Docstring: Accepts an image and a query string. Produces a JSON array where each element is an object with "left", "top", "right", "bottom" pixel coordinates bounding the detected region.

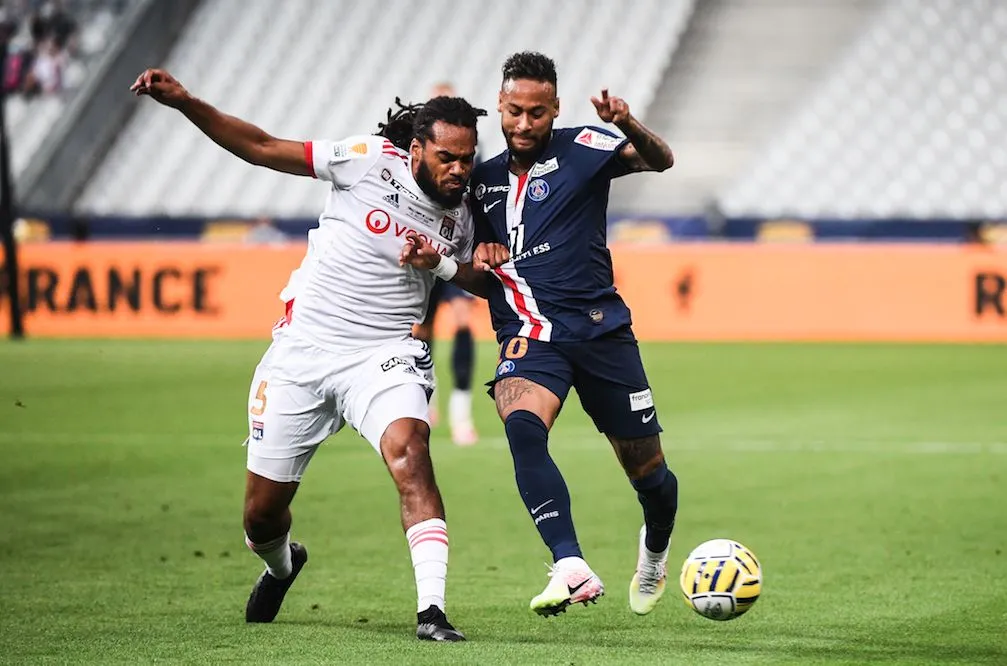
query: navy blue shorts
[
  {"left": 423, "top": 279, "right": 474, "bottom": 325},
  {"left": 488, "top": 325, "right": 661, "bottom": 439}
]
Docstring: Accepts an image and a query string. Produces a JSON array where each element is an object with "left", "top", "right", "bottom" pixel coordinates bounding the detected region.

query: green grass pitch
[{"left": 1, "top": 339, "right": 1005, "bottom": 664}]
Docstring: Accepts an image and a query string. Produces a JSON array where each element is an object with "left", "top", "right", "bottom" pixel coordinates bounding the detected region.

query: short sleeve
[
  {"left": 570, "top": 126, "right": 630, "bottom": 179},
  {"left": 305, "top": 135, "right": 380, "bottom": 188}
]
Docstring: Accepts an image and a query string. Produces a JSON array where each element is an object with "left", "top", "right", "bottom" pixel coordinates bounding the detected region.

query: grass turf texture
[{"left": 1, "top": 340, "right": 1005, "bottom": 665}]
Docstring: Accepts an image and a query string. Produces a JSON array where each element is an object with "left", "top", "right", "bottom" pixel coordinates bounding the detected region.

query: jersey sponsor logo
[
  {"left": 380, "top": 356, "right": 411, "bottom": 372},
  {"left": 574, "top": 128, "right": 622, "bottom": 151},
  {"left": 406, "top": 206, "right": 435, "bottom": 225},
  {"left": 382, "top": 192, "right": 400, "bottom": 208},
  {"left": 527, "top": 178, "right": 550, "bottom": 202},
  {"left": 370, "top": 217, "right": 453, "bottom": 256},
  {"left": 511, "top": 241, "right": 551, "bottom": 264},
  {"left": 496, "top": 359, "right": 516, "bottom": 376},
  {"left": 381, "top": 168, "right": 421, "bottom": 200},
  {"left": 642, "top": 410, "right": 656, "bottom": 424},
  {"left": 251, "top": 420, "right": 264, "bottom": 440},
  {"left": 366, "top": 209, "right": 392, "bottom": 234},
  {"left": 474, "top": 183, "right": 510, "bottom": 200},
  {"left": 529, "top": 157, "right": 559, "bottom": 178},
  {"left": 350, "top": 142, "right": 368, "bottom": 155},
  {"left": 439, "top": 215, "right": 456, "bottom": 241},
  {"left": 629, "top": 388, "right": 654, "bottom": 412}
]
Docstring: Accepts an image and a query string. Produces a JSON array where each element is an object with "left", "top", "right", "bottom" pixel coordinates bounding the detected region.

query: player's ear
[
  {"left": 497, "top": 90, "right": 504, "bottom": 113},
  {"left": 554, "top": 97, "right": 560, "bottom": 118},
  {"left": 409, "top": 137, "right": 422, "bottom": 161}
]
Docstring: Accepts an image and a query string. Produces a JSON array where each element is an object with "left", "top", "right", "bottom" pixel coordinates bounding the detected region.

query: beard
[
  {"left": 415, "top": 159, "right": 464, "bottom": 208},
  {"left": 506, "top": 131, "right": 547, "bottom": 164}
]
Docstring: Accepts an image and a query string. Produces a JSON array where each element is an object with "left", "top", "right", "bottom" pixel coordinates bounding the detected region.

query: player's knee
[
  {"left": 383, "top": 424, "right": 434, "bottom": 484},
  {"left": 615, "top": 434, "right": 666, "bottom": 479},
  {"left": 243, "top": 495, "right": 284, "bottom": 535}
]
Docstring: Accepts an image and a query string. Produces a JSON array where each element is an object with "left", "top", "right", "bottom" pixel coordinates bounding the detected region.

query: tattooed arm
[
  {"left": 615, "top": 115, "right": 675, "bottom": 174},
  {"left": 590, "top": 88, "right": 674, "bottom": 174}
]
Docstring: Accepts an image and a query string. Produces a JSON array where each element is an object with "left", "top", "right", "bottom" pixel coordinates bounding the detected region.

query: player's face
[
  {"left": 411, "top": 121, "right": 477, "bottom": 208},
  {"left": 499, "top": 78, "right": 559, "bottom": 161}
]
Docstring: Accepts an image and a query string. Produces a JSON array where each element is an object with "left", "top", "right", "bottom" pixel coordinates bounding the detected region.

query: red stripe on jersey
[
  {"left": 303, "top": 142, "right": 315, "bottom": 178},
  {"left": 272, "top": 299, "right": 295, "bottom": 330},
  {"left": 514, "top": 172, "right": 529, "bottom": 205},
  {"left": 494, "top": 267, "right": 544, "bottom": 340}
]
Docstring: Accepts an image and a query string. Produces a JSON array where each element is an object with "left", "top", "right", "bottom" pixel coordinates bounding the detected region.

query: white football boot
[
  {"left": 530, "top": 556, "right": 604, "bottom": 616},
  {"left": 629, "top": 525, "right": 669, "bottom": 615}
]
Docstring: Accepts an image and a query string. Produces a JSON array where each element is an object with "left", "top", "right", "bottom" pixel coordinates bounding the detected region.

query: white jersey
[{"left": 277, "top": 135, "right": 474, "bottom": 351}]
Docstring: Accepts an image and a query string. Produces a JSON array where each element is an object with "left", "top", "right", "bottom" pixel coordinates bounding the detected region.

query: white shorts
[{"left": 244, "top": 332, "right": 434, "bottom": 483}]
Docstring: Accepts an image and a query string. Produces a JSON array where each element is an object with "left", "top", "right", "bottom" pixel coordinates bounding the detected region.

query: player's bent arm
[
  {"left": 177, "top": 96, "right": 312, "bottom": 177},
  {"left": 430, "top": 256, "right": 492, "bottom": 299},
  {"left": 615, "top": 115, "right": 675, "bottom": 174},
  {"left": 449, "top": 264, "right": 493, "bottom": 299}
]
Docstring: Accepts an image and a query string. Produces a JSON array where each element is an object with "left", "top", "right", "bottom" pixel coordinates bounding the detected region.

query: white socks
[
  {"left": 406, "top": 518, "right": 449, "bottom": 612},
  {"left": 246, "top": 532, "right": 292, "bottom": 579},
  {"left": 448, "top": 389, "right": 472, "bottom": 425}
]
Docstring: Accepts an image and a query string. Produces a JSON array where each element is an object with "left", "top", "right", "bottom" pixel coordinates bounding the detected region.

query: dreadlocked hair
[
  {"left": 377, "top": 96, "right": 487, "bottom": 151},
  {"left": 376, "top": 97, "right": 424, "bottom": 151}
]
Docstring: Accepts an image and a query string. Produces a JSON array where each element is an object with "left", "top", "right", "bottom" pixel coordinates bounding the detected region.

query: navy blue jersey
[{"left": 471, "top": 126, "right": 633, "bottom": 343}]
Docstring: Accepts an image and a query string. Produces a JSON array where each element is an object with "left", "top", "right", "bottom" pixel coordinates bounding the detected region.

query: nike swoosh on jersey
[
  {"left": 642, "top": 411, "right": 656, "bottom": 423},
  {"left": 483, "top": 200, "right": 501, "bottom": 213}
]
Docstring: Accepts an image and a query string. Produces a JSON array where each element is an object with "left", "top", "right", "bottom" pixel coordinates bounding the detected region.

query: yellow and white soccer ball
[{"left": 679, "top": 538, "right": 762, "bottom": 621}]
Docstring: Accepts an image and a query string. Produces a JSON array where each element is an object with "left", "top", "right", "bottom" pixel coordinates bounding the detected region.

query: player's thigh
[
  {"left": 488, "top": 335, "right": 572, "bottom": 427},
  {"left": 341, "top": 340, "right": 435, "bottom": 455},
  {"left": 571, "top": 328, "right": 662, "bottom": 440},
  {"left": 245, "top": 358, "right": 341, "bottom": 484},
  {"left": 359, "top": 384, "right": 432, "bottom": 462}
]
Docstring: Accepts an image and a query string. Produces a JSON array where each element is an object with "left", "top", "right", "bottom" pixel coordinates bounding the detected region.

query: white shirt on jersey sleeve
[{"left": 306, "top": 135, "right": 382, "bottom": 188}]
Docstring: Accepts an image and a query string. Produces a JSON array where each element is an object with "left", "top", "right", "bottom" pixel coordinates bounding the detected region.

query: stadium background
[{"left": 1, "top": 1, "right": 1005, "bottom": 664}]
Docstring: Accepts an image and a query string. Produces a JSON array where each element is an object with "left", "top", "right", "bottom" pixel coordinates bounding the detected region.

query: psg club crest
[
  {"left": 439, "top": 215, "right": 456, "bottom": 241},
  {"left": 528, "top": 178, "right": 550, "bottom": 202}
]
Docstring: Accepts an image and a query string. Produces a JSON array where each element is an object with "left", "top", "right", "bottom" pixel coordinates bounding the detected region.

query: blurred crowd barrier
[{"left": 2, "top": 242, "right": 1005, "bottom": 342}]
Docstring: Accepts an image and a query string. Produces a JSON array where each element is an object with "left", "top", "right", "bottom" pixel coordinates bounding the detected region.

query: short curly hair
[{"left": 501, "top": 51, "right": 557, "bottom": 88}]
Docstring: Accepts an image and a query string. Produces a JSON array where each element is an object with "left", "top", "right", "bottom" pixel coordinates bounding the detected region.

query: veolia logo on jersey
[{"left": 366, "top": 209, "right": 392, "bottom": 234}]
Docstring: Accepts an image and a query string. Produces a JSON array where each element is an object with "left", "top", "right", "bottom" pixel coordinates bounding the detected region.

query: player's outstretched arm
[
  {"left": 130, "top": 68, "right": 312, "bottom": 177},
  {"left": 590, "top": 89, "right": 674, "bottom": 174},
  {"left": 399, "top": 233, "right": 509, "bottom": 299}
]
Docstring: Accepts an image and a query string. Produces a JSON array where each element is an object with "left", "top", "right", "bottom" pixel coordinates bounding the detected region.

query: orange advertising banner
[{"left": 1, "top": 242, "right": 1005, "bottom": 341}]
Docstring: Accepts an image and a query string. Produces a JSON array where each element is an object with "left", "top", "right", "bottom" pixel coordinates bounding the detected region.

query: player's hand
[
  {"left": 129, "top": 68, "right": 190, "bottom": 108},
  {"left": 399, "top": 232, "right": 442, "bottom": 271},
  {"left": 590, "top": 89, "right": 632, "bottom": 126},
  {"left": 473, "top": 242, "right": 509, "bottom": 271}
]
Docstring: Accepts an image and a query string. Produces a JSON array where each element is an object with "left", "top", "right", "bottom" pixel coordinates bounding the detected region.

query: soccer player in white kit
[{"left": 130, "top": 69, "right": 509, "bottom": 641}]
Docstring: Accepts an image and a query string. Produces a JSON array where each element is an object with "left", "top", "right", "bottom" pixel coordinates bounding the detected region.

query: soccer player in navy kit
[{"left": 471, "top": 52, "right": 679, "bottom": 617}]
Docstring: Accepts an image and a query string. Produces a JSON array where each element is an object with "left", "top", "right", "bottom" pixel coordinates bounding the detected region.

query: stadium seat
[
  {"left": 4, "top": 1, "right": 138, "bottom": 181},
  {"left": 720, "top": 0, "right": 1007, "bottom": 219},
  {"left": 77, "top": 0, "right": 693, "bottom": 217}
]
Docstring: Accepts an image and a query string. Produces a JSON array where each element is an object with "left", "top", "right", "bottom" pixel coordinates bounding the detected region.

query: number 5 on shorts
[{"left": 250, "top": 380, "right": 268, "bottom": 416}]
